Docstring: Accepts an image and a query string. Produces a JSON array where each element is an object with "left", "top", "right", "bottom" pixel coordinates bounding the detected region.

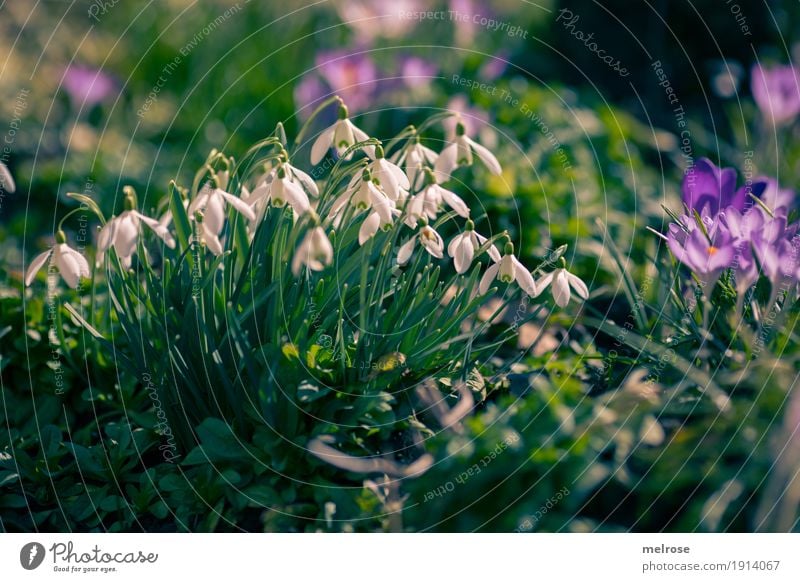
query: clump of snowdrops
[{"left": 24, "top": 97, "right": 588, "bottom": 483}]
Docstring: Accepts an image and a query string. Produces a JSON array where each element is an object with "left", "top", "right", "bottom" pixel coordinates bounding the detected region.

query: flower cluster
[
  {"left": 24, "top": 98, "right": 588, "bottom": 309},
  {"left": 665, "top": 157, "right": 798, "bottom": 309}
]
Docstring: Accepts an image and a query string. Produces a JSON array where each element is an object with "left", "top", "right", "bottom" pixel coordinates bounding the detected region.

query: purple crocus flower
[
  {"left": 751, "top": 64, "right": 800, "bottom": 126},
  {"left": 315, "top": 50, "right": 378, "bottom": 113},
  {"left": 682, "top": 158, "right": 768, "bottom": 216},
  {"left": 667, "top": 221, "right": 735, "bottom": 290},
  {"left": 63, "top": 65, "right": 116, "bottom": 107},
  {"left": 759, "top": 179, "right": 795, "bottom": 217}
]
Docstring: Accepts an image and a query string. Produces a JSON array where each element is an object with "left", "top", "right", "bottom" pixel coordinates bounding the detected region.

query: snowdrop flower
[
  {"left": 367, "top": 145, "right": 409, "bottom": 203},
  {"left": 292, "top": 223, "right": 333, "bottom": 276},
  {"left": 358, "top": 207, "right": 399, "bottom": 245},
  {"left": 479, "top": 241, "right": 537, "bottom": 297},
  {"left": 535, "top": 262, "right": 590, "bottom": 307},
  {"left": 189, "top": 184, "right": 256, "bottom": 255},
  {"left": 310, "top": 102, "right": 374, "bottom": 164},
  {"left": 390, "top": 135, "right": 438, "bottom": 191},
  {"left": 249, "top": 164, "right": 312, "bottom": 216},
  {"left": 331, "top": 169, "right": 396, "bottom": 224},
  {"left": 25, "top": 230, "right": 90, "bottom": 289},
  {"left": 434, "top": 120, "right": 501, "bottom": 182},
  {"left": 404, "top": 169, "right": 471, "bottom": 228},
  {"left": 266, "top": 152, "right": 319, "bottom": 198},
  {"left": 447, "top": 220, "right": 502, "bottom": 274},
  {"left": 97, "top": 191, "right": 175, "bottom": 268},
  {"left": 422, "top": 168, "right": 470, "bottom": 218},
  {"left": 397, "top": 220, "right": 444, "bottom": 265},
  {"left": 0, "top": 161, "right": 15, "bottom": 193}
]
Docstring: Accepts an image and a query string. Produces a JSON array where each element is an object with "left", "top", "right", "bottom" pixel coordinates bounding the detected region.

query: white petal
[
  {"left": 534, "top": 271, "right": 554, "bottom": 297},
  {"left": 512, "top": 256, "right": 537, "bottom": 297},
  {"left": 205, "top": 231, "right": 223, "bottom": 255},
  {"left": 386, "top": 159, "right": 410, "bottom": 190},
  {"left": 97, "top": 217, "right": 118, "bottom": 254},
  {"left": 454, "top": 236, "right": 474, "bottom": 274},
  {"left": 312, "top": 227, "right": 333, "bottom": 265},
  {"left": 55, "top": 246, "right": 82, "bottom": 289},
  {"left": 359, "top": 212, "right": 381, "bottom": 245},
  {"left": 447, "top": 232, "right": 466, "bottom": 258},
  {"left": 466, "top": 137, "right": 502, "bottom": 175},
  {"left": 438, "top": 186, "right": 470, "bottom": 217},
  {"left": 479, "top": 263, "right": 500, "bottom": 294},
  {"left": 552, "top": 270, "right": 571, "bottom": 307},
  {"left": 421, "top": 229, "right": 444, "bottom": 259},
  {"left": 114, "top": 214, "right": 140, "bottom": 260},
  {"left": 0, "top": 161, "right": 15, "bottom": 193},
  {"left": 474, "top": 232, "right": 502, "bottom": 262},
  {"left": 334, "top": 120, "right": 356, "bottom": 157},
  {"left": 397, "top": 238, "right": 416, "bottom": 266},
  {"left": 291, "top": 166, "right": 319, "bottom": 197},
  {"left": 133, "top": 211, "right": 176, "bottom": 249},
  {"left": 280, "top": 180, "right": 311, "bottom": 214},
  {"left": 432, "top": 143, "right": 458, "bottom": 182},
  {"left": 187, "top": 191, "right": 209, "bottom": 216},
  {"left": 218, "top": 189, "right": 257, "bottom": 221},
  {"left": 567, "top": 272, "right": 590, "bottom": 300},
  {"left": 25, "top": 249, "right": 52, "bottom": 286},
  {"left": 350, "top": 122, "right": 374, "bottom": 158},
  {"left": 248, "top": 181, "right": 270, "bottom": 206},
  {"left": 64, "top": 246, "right": 91, "bottom": 278},
  {"left": 310, "top": 123, "right": 336, "bottom": 165}
]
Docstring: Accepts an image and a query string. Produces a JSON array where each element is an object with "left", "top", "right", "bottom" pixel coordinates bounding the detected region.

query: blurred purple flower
[
  {"left": 315, "top": 50, "right": 378, "bottom": 113},
  {"left": 751, "top": 64, "right": 800, "bottom": 126},
  {"left": 682, "top": 158, "right": 768, "bottom": 216},
  {"left": 399, "top": 56, "right": 438, "bottom": 88},
  {"left": 63, "top": 65, "right": 116, "bottom": 107},
  {"left": 479, "top": 53, "right": 508, "bottom": 81}
]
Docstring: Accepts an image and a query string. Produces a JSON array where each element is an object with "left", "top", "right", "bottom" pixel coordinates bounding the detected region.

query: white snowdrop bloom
[
  {"left": 358, "top": 207, "right": 400, "bottom": 245},
  {"left": 535, "top": 267, "right": 589, "bottom": 307},
  {"left": 269, "top": 154, "right": 319, "bottom": 198},
  {"left": 391, "top": 136, "right": 438, "bottom": 191},
  {"left": 331, "top": 170, "right": 396, "bottom": 224},
  {"left": 403, "top": 192, "right": 437, "bottom": 229},
  {"left": 421, "top": 169, "right": 470, "bottom": 217},
  {"left": 447, "top": 220, "right": 502, "bottom": 274},
  {"left": 0, "top": 161, "right": 15, "bottom": 193},
  {"left": 97, "top": 194, "right": 175, "bottom": 268},
  {"left": 310, "top": 103, "right": 374, "bottom": 164},
  {"left": 433, "top": 120, "right": 501, "bottom": 182},
  {"left": 397, "top": 221, "right": 445, "bottom": 265},
  {"left": 249, "top": 165, "right": 311, "bottom": 216},
  {"left": 189, "top": 184, "right": 256, "bottom": 255},
  {"left": 479, "top": 242, "right": 537, "bottom": 297},
  {"left": 25, "top": 231, "right": 90, "bottom": 289},
  {"left": 367, "top": 145, "right": 409, "bottom": 202},
  {"left": 292, "top": 225, "right": 333, "bottom": 276}
]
